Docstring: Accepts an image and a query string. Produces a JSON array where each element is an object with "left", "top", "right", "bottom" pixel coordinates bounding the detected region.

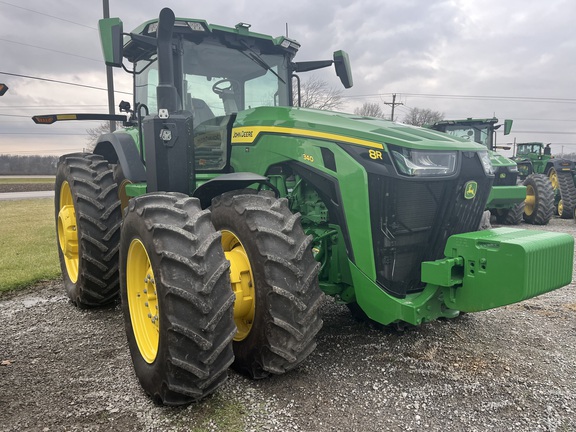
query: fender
[
  {"left": 546, "top": 158, "right": 575, "bottom": 174},
  {"left": 93, "top": 132, "right": 146, "bottom": 182},
  {"left": 193, "top": 172, "right": 278, "bottom": 209}
]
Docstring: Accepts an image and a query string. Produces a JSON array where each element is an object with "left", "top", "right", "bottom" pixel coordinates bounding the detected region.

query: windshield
[
  {"left": 442, "top": 124, "right": 493, "bottom": 149},
  {"left": 135, "top": 38, "right": 291, "bottom": 118},
  {"left": 516, "top": 144, "right": 543, "bottom": 155}
]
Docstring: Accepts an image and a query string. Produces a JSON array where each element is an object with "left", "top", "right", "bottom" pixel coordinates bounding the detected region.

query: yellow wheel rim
[
  {"left": 558, "top": 199, "right": 564, "bottom": 217},
  {"left": 118, "top": 178, "right": 132, "bottom": 217},
  {"left": 221, "top": 230, "right": 255, "bottom": 341},
  {"left": 58, "top": 181, "right": 79, "bottom": 283},
  {"left": 127, "top": 239, "right": 159, "bottom": 364},
  {"left": 524, "top": 184, "right": 535, "bottom": 216},
  {"left": 548, "top": 168, "right": 559, "bottom": 191}
]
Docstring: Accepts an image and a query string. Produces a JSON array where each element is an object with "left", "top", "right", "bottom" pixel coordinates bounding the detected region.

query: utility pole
[
  {"left": 103, "top": 0, "right": 116, "bottom": 132},
  {"left": 384, "top": 94, "right": 403, "bottom": 121}
]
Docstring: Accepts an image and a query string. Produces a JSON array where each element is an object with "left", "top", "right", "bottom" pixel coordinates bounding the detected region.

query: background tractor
[
  {"left": 430, "top": 117, "right": 554, "bottom": 225},
  {"left": 513, "top": 142, "right": 576, "bottom": 219},
  {"left": 33, "top": 8, "right": 573, "bottom": 406}
]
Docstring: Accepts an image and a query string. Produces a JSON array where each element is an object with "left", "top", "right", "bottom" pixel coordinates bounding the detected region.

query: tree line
[{"left": 0, "top": 155, "right": 58, "bottom": 175}]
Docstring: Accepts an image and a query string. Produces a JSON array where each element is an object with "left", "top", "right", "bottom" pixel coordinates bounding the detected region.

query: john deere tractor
[
  {"left": 513, "top": 142, "right": 576, "bottom": 219},
  {"left": 33, "top": 8, "right": 573, "bottom": 406},
  {"left": 430, "top": 117, "right": 554, "bottom": 225}
]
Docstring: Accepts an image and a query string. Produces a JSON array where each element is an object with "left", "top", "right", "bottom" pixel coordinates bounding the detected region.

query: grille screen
[{"left": 368, "top": 152, "right": 493, "bottom": 297}]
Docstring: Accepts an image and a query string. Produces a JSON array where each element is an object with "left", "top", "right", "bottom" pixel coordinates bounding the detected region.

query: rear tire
[
  {"left": 211, "top": 190, "right": 322, "bottom": 379},
  {"left": 522, "top": 174, "right": 554, "bottom": 225},
  {"left": 555, "top": 171, "right": 576, "bottom": 219},
  {"left": 119, "top": 193, "right": 235, "bottom": 405},
  {"left": 54, "top": 153, "right": 122, "bottom": 307}
]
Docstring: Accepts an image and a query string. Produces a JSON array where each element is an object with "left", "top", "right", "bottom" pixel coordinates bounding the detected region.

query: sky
[{"left": 0, "top": 0, "right": 574, "bottom": 157}]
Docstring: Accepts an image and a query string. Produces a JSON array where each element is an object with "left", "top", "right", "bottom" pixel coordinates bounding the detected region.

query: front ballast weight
[{"left": 422, "top": 227, "right": 574, "bottom": 314}]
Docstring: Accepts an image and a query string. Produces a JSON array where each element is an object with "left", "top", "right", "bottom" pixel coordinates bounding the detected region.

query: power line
[
  {"left": 512, "top": 131, "right": 576, "bottom": 135},
  {"left": 0, "top": 105, "right": 108, "bottom": 108},
  {"left": 1, "top": 149, "right": 83, "bottom": 155},
  {"left": 343, "top": 92, "right": 576, "bottom": 104},
  {"left": 0, "top": 1, "right": 97, "bottom": 30},
  {"left": 0, "top": 71, "right": 131, "bottom": 95},
  {"left": 0, "top": 37, "right": 101, "bottom": 63},
  {"left": 0, "top": 132, "right": 88, "bottom": 135},
  {"left": 0, "top": 113, "right": 31, "bottom": 118}
]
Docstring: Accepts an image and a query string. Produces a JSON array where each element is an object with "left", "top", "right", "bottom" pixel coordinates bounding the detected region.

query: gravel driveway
[{"left": 1, "top": 218, "right": 575, "bottom": 432}]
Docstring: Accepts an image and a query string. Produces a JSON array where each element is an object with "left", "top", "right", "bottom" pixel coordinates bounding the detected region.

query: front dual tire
[
  {"left": 119, "top": 190, "right": 323, "bottom": 404},
  {"left": 119, "top": 193, "right": 236, "bottom": 405}
]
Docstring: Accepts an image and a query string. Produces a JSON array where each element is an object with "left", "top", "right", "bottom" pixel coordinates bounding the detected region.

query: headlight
[
  {"left": 478, "top": 151, "right": 494, "bottom": 175},
  {"left": 390, "top": 148, "right": 458, "bottom": 177}
]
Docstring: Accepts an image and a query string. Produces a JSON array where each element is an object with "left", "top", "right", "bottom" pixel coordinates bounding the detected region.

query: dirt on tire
[{"left": 1, "top": 219, "right": 575, "bottom": 431}]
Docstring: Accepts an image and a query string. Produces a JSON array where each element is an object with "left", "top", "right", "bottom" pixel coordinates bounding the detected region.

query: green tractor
[
  {"left": 513, "top": 142, "right": 576, "bottom": 219},
  {"left": 33, "top": 8, "right": 573, "bottom": 406},
  {"left": 429, "top": 117, "right": 554, "bottom": 225}
]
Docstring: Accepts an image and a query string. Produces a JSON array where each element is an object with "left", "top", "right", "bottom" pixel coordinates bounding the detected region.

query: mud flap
[{"left": 421, "top": 228, "right": 574, "bottom": 312}]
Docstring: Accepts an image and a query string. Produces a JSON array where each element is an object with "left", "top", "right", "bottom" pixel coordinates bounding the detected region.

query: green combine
[
  {"left": 429, "top": 117, "right": 554, "bottom": 225},
  {"left": 33, "top": 8, "right": 573, "bottom": 406},
  {"left": 513, "top": 142, "right": 576, "bottom": 219}
]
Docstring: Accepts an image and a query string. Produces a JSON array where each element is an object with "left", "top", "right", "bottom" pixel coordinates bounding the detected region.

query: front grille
[
  {"left": 368, "top": 152, "right": 493, "bottom": 298},
  {"left": 493, "top": 166, "right": 518, "bottom": 186}
]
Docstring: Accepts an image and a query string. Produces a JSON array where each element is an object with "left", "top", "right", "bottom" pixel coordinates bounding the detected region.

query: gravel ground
[{"left": 0, "top": 218, "right": 575, "bottom": 432}]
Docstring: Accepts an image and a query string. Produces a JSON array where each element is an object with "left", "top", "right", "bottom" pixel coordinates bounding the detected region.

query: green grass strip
[{"left": 0, "top": 198, "right": 61, "bottom": 292}]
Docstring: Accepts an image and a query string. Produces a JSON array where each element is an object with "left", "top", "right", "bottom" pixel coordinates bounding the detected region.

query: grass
[
  {"left": 0, "top": 177, "right": 54, "bottom": 184},
  {"left": 0, "top": 198, "right": 60, "bottom": 292},
  {"left": 186, "top": 393, "right": 247, "bottom": 432}
]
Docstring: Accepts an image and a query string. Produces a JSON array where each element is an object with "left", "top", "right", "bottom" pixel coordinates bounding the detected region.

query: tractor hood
[
  {"left": 233, "top": 106, "right": 487, "bottom": 152},
  {"left": 488, "top": 149, "right": 517, "bottom": 168}
]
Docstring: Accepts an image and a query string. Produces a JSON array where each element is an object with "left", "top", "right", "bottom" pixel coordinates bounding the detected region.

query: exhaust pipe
[{"left": 156, "top": 8, "right": 179, "bottom": 114}]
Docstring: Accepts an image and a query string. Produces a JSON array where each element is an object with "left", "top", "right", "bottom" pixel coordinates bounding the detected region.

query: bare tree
[
  {"left": 293, "top": 76, "right": 343, "bottom": 110},
  {"left": 402, "top": 107, "right": 444, "bottom": 127},
  {"left": 86, "top": 122, "right": 123, "bottom": 151},
  {"left": 354, "top": 102, "right": 385, "bottom": 118}
]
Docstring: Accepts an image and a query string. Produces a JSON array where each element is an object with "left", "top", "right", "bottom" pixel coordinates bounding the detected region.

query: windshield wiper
[{"left": 238, "top": 40, "right": 286, "bottom": 84}]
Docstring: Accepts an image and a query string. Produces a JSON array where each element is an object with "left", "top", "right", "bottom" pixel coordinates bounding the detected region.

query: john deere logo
[{"left": 464, "top": 181, "right": 478, "bottom": 199}]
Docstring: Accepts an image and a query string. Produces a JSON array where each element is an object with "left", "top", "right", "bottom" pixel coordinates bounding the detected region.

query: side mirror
[
  {"left": 333, "top": 50, "right": 353, "bottom": 89},
  {"left": 503, "top": 119, "right": 513, "bottom": 135},
  {"left": 0, "top": 83, "right": 8, "bottom": 96},
  {"left": 99, "top": 17, "right": 124, "bottom": 67}
]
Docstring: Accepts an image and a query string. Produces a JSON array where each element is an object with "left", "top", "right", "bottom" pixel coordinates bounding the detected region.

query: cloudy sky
[{"left": 0, "top": 0, "right": 574, "bottom": 157}]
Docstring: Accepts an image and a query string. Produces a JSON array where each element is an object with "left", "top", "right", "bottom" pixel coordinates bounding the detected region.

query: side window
[
  {"left": 134, "top": 61, "right": 159, "bottom": 115},
  {"left": 193, "top": 116, "right": 229, "bottom": 172},
  {"left": 146, "top": 69, "right": 158, "bottom": 114}
]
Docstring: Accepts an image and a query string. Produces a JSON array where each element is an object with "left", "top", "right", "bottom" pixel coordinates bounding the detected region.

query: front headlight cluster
[{"left": 391, "top": 148, "right": 458, "bottom": 177}]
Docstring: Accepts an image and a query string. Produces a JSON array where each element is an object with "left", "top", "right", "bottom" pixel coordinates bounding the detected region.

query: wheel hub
[
  {"left": 127, "top": 239, "right": 159, "bottom": 364},
  {"left": 524, "top": 185, "right": 535, "bottom": 216},
  {"left": 221, "top": 230, "right": 255, "bottom": 341},
  {"left": 548, "top": 169, "right": 559, "bottom": 191},
  {"left": 58, "top": 181, "right": 79, "bottom": 283}
]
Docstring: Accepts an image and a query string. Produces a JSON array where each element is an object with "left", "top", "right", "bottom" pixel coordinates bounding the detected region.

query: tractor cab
[
  {"left": 429, "top": 117, "right": 513, "bottom": 151},
  {"left": 123, "top": 18, "right": 297, "bottom": 173},
  {"left": 516, "top": 142, "right": 546, "bottom": 158},
  {"left": 97, "top": 9, "right": 352, "bottom": 194}
]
